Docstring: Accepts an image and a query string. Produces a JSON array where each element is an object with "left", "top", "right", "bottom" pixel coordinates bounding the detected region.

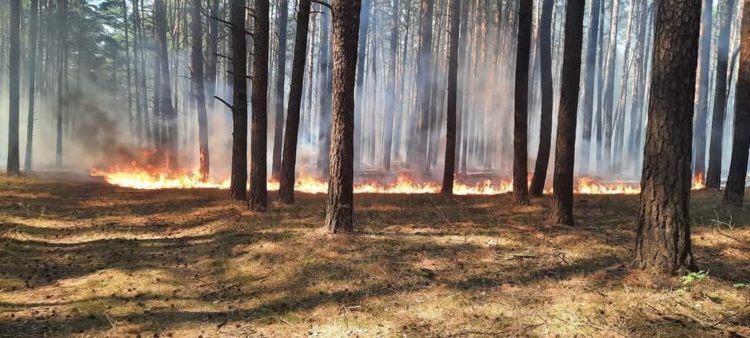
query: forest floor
[{"left": 0, "top": 174, "right": 749, "bottom": 337}]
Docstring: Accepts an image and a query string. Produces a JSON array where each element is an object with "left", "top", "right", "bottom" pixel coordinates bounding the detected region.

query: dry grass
[{"left": 0, "top": 174, "right": 749, "bottom": 337}]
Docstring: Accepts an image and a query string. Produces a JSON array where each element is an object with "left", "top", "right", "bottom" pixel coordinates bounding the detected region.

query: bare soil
[{"left": 0, "top": 174, "right": 748, "bottom": 337}]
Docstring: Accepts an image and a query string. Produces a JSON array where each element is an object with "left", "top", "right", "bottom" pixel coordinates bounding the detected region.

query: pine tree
[{"left": 635, "top": 0, "right": 701, "bottom": 275}]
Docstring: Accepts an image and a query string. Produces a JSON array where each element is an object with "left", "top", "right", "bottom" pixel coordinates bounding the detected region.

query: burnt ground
[{"left": 0, "top": 174, "right": 748, "bottom": 337}]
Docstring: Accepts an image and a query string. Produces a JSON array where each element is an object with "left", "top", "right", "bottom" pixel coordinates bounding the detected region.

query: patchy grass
[{"left": 0, "top": 174, "right": 749, "bottom": 337}]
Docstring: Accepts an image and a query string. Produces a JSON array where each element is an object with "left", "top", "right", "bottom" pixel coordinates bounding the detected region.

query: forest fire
[{"left": 91, "top": 166, "right": 704, "bottom": 195}]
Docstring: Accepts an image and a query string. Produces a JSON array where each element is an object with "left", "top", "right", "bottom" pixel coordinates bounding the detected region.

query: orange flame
[
  {"left": 692, "top": 174, "right": 705, "bottom": 190},
  {"left": 90, "top": 166, "right": 708, "bottom": 195}
]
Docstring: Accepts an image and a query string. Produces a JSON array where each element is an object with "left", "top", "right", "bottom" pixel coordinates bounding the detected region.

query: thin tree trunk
[
  {"left": 693, "top": 0, "right": 714, "bottom": 180},
  {"left": 279, "top": 0, "right": 311, "bottom": 204},
  {"left": 412, "top": 0, "right": 433, "bottom": 173},
  {"left": 24, "top": 0, "right": 39, "bottom": 172},
  {"left": 123, "top": 0, "right": 133, "bottom": 142},
  {"left": 154, "top": 0, "right": 177, "bottom": 167},
  {"left": 206, "top": 0, "right": 220, "bottom": 110},
  {"left": 55, "top": 0, "right": 67, "bottom": 168},
  {"left": 325, "top": 0, "right": 361, "bottom": 234},
  {"left": 316, "top": 7, "right": 332, "bottom": 174},
  {"left": 580, "top": 0, "right": 601, "bottom": 175},
  {"left": 7, "top": 0, "right": 20, "bottom": 175},
  {"left": 271, "top": 0, "right": 289, "bottom": 179},
  {"left": 383, "top": 0, "right": 400, "bottom": 171},
  {"left": 601, "top": 0, "right": 619, "bottom": 170},
  {"left": 249, "top": 0, "right": 270, "bottom": 211},
  {"left": 722, "top": 0, "right": 750, "bottom": 207},
  {"left": 529, "top": 0, "right": 554, "bottom": 197},
  {"left": 353, "top": 0, "right": 371, "bottom": 172},
  {"left": 549, "top": 0, "right": 585, "bottom": 226},
  {"left": 192, "top": 0, "right": 210, "bottom": 180},
  {"left": 229, "top": 0, "right": 248, "bottom": 201},
  {"left": 513, "top": 0, "right": 532, "bottom": 206},
  {"left": 442, "top": 0, "right": 460, "bottom": 195},
  {"left": 635, "top": 0, "right": 700, "bottom": 275},
  {"left": 706, "top": 0, "right": 737, "bottom": 189}
]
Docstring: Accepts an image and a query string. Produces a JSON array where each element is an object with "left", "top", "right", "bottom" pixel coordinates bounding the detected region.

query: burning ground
[{"left": 0, "top": 174, "right": 748, "bottom": 337}]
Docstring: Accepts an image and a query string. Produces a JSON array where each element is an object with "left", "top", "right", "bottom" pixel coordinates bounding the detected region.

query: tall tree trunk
[
  {"left": 529, "top": 0, "right": 554, "bottom": 197},
  {"left": 249, "top": 0, "right": 270, "bottom": 211},
  {"left": 412, "top": 0, "right": 433, "bottom": 173},
  {"left": 206, "top": 0, "right": 220, "bottom": 109},
  {"left": 229, "top": 0, "right": 248, "bottom": 201},
  {"left": 382, "top": 0, "right": 400, "bottom": 171},
  {"left": 353, "top": 0, "right": 371, "bottom": 172},
  {"left": 153, "top": 42, "right": 162, "bottom": 149},
  {"left": 123, "top": 0, "right": 133, "bottom": 142},
  {"left": 635, "top": 0, "right": 700, "bottom": 275},
  {"left": 24, "top": 0, "right": 39, "bottom": 172},
  {"left": 279, "top": 0, "right": 311, "bottom": 204},
  {"left": 442, "top": 0, "right": 460, "bottom": 195},
  {"left": 316, "top": 7, "right": 332, "bottom": 174},
  {"left": 192, "top": 0, "right": 210, "bottom": 180},
  {"left": 580, "top": 0, "right": 601, "bottom": 175},
  {"left": 56, "top": 0, "right": 67, "bottom": 168},
  {"left": 7, "top": 0, "right": 20, "bottom": 175},
  {"left": 706, "top": 0, "right": 737, "bottom": 189},
  {"left": 131, "top": 0, "right": 143, "bottom": 145},
  {"left": 325, "top": 0, "right": 361, "bottom": 234},
  {"left": 723, "top": 0, "right": 750, "bottom": 207},
  {"left": 549, "top": 0, "right": 585, "bottom": 226},
  {"left": 154, "top": 0, "right": 177, "bottom": 168},
  {"left": 456, "top": 0, "right": 470, "bottom": 173},
  {"left": 693, "top": 0, "right": 714, "bottom": 180},
  {"left": 513, "top": 0, "right": 532, "bottom": 206},
  {"left": 601, "top": 0, "right": 619, "bottom": 170},
  {"left": 271, "top": 0, "right": 289, "bottom": 180}
]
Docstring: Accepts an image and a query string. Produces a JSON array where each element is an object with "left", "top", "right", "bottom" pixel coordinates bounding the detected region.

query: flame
[
  {"left": 692, "top": 174, "right": 705, "bottom": 190},
  {"left": 574, "top": 177, "right": 640, "bottom": 195},
  {"left": 90, "top": 166, "right": 709, "bottom": 195}
]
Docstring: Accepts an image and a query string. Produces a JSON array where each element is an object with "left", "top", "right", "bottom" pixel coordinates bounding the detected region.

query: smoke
[{"left": 1, "top": 0, "right": 746, "bottom": 187}]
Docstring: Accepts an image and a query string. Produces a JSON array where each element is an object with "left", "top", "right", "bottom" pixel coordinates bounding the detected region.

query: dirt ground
[{"left": 0, "top": 174, "right": 748, "bottom": 337}]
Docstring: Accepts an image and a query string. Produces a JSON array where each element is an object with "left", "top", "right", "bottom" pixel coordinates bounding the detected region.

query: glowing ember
[{"left": 90, "top": 167, "right": 708, "bottom": 195}]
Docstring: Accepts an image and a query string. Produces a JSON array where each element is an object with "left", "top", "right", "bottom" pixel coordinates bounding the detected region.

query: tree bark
[
  {"left": 723, "top": 0, "right": 750, "bottom": 207},
  {"left": 441, "top": 0, "right": 460, "bottom": 195},
  {"left": 229, "top": 0, "right": 248, "bottom": 201},
  {"left": 706, "top": 0, "right": 737, "bottom": 189},
  {"left": 325, "top": 0, "right": 362, "bottom": 234},
  {"left": 635, "top": 0, "right": 700, "bottom": 275},
  {"left": 249, "top": 0, "right": 270, "bottom": 212},
  {"left": 513, "top": 0, "right": 532, "bottom": 206},
  {"left": 279, "top": 0, "right": 311, "bottom": 204},
  {"left": 271, "top": 0, "right": 289, "bottom": 180},
  {"left": 529, "top": 0, "right": 554, "bottom": 197},
  {"left": 549, "top": 0, "right": 585, "bottom": 226},
  {"left": 7, "top": 0, "right": 20, "bottom": 175}
]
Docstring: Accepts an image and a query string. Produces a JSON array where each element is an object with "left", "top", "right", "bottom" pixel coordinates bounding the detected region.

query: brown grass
[{"left": 0, "top": 174, "right": 748, "bottom": 337}]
